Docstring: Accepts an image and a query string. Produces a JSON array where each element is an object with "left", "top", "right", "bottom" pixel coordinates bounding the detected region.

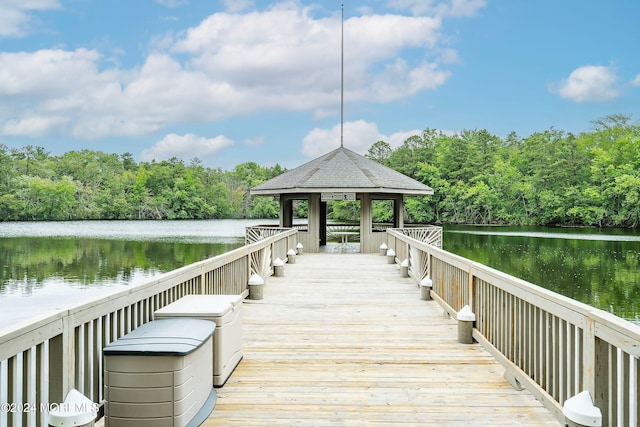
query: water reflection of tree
[
  {"left": 0, "top": 237, "right": 238, "bottom": 293},
  {"left": 444, "top": 229, "right": 640, "bottom": 320}
]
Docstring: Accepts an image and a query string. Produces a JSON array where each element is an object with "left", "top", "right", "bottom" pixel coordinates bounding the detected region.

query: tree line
[
  {"left": 366, "top": 114, "right": 640, "bottom": 227},
  {"left": 0, "top": 147, "right": 284, "bottom": 221},
  {"left": 1, "top": 114, "right": 639, "bottom": 227}
]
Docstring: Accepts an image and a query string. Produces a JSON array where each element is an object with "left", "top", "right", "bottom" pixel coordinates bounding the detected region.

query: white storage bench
[
  {"left": 103, "top": 318, "right": 216, "bottom": 427},
  {"left": 154, "top": 294, "right": 244, "bottom": 387}
]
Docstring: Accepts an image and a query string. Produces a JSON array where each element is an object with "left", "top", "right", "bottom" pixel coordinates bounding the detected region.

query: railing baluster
[
  {"left": 552, "top": 316, "right": 560, "bottom": 401},
  {"left": 609, "top": 345, "right": 618, "bottom": 426},
  {"left": 48, "top": 333, "right": 63, "bottom": 407},
  {"left": 566, "top": 320, "right": 573, "bottom": 401},
  {"left": 35, "top": 343, "right": 46, "bottom": 427},
  {"left": 534, "top": 306, "right": 541, "bottom": 387},
  {"left": 621, "top": 351, "right": 630, "bottom": 427},
  {"left": 74, "top": 324, "right": 83, "bottom": 395},
  {"left": 635, "top": 356, "right": 639, "bottom": 427},
  {"left": 22, "top": 347, "right": 32, "bottom": 427},
  {"left": 544, "top": 311, "right": 550, "bottom": 390},
  {"left": 7, "top": 355, "right": 16, "bottom": 427},
  {"left": 93, "top": 318, "right": 101, "bottom": 404}
]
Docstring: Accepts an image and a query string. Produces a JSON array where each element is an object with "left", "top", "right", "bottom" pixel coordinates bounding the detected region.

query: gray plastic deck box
[
  {"left": 154, "top": 294, "right": 244, "bottom": 387},
  {"left": 103, "top": 318, "right": 216, "bottom": 427}
]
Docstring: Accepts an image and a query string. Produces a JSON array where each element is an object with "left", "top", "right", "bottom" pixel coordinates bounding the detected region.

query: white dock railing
[
  {"left": 0, "top": 228, "right": 297, "bottom": 427},
  {"left": 4, "top": 224, "right": 637, "bottom": 426},
  {"left": 387, "top": 228, "right": 639, "bottom": 426}
]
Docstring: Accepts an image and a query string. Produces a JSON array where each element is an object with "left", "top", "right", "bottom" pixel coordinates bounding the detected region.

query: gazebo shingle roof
[{"left": 250, "top": 147, "right": 433, "bottom": 196}]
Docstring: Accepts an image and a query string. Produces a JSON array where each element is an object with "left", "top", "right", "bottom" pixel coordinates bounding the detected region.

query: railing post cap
[
  {"left": 386, "top": 249, "right": 396, "bottom": 256},
  {"left": 401, "top": 259, "right": 409, "bottom": 267},
  {"left": 420, "top": 276, "right": 433, "bottom": 287},
  {"left": 287, "top": 248, "right": 296, "bottom": 255},
  {"left": 457, "top": 305, "right": 476, "bottom": 321},
  {"left": 563, "top": 391, "right": 602, "bottom": 426},
  {"left": 296, "top": 242, "right": 304, "bottom": 248},
  {"left": 380, "top": 243, "right": 388, "bottom": 250},
  {"left": 248, "top": 274, "right": 264, "bottom": 285},
  {"left": 273, "top": 257, "right": 285, "bottom": 266},
  {"left": 48, "top": 389, "right": 97, "bottom": 426}
]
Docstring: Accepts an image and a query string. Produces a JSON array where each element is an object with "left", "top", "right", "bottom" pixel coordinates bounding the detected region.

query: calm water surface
[
  {"left": 443, "top": 225, "right": 640, "bottom": 322},
  {"left": 1, "top": 221, "right": 638, "bottom": 330},
  {"left": 0, "top": 220, "right": 276, "bottom": 328}
]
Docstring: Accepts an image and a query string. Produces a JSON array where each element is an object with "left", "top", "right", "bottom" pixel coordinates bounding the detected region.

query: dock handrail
[
  {"left": 0, "top": 227, "right": 297, "bottom": 427},
  {"left": 245, "top": 225, "right": 293, "bottom": 244},
  {"left": 387, "top": 228, "right": 640, "bottom": 426}
]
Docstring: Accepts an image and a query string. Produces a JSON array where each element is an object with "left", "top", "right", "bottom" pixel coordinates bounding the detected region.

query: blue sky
[{"left": 1, "top": 0, "right": 639, "bottom": 169}]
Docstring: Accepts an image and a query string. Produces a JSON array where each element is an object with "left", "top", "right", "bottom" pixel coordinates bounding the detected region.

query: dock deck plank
[{"left": 205, "top": 253, "right": 560, "bottom": 426}]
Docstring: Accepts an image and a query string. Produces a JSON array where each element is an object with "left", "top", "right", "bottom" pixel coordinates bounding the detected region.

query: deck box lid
[
  {"left": 103, "top": 318, "right": 215, "bottom": 356},
  {"left": 154, "top": 295, "right": 243, "bottom": 318}
]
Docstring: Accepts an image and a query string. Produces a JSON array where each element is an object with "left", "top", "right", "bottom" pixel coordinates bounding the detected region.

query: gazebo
[{"left": 250, "top": 146, "right": 433, "bottom": 253}]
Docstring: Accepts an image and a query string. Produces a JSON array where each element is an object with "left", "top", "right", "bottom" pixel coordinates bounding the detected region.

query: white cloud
[
  {"left": 155, "top": 0, "right": 188, "bottom": 8},
  {"left": 221, "top": 0, "right": 254, "bottom": 13},
  {"left": 302, "top": 120, "right": 421, "bottom": 158},
  {"left": 0, "top": 3, "right": 454, "bottom": 140},
  {"left": 3, "top": 115, "right": 69, "bottom": 137},
  {"left": 141, "top": 133, "right": 234, "bottom": 162},
  {"left": 0, "top": 0, "right": 61, "bottom": 37},
  {"left": 438, "top": 48, "right": 462, "bottom": 65},
  {"left": 554, "top": 65, "right": 621, "bottom": 102},
  {"left": 446, "top": 0, "right": 487, "bottom": 17},
  {"left": 387, "top": 0, "right": 487, "bottom": 17},
  {"left": 0, "top": 49, "right": 105, "bottom": 97},
  {"left": 170, "top": 5, "right": 447, "bottom": 110},
  {"left": 0, "top": 49, "right": 133, "bottom": 138},
  {"left": 387, "top": 129, "right": 423, "bottom": 148},
  {"left": 244, "top": 136, "right": 264, "bottom": 147},
  {"left": 631, "top": 74, "right": 640, "bottom": 87},
  {"left": 365, "top": 59, "right": 450, "bottom": 103}
]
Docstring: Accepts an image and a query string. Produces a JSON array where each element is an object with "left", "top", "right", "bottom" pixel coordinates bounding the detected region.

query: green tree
[
  {"left": 366, "top": 140, "right": 392, "bottom": 164},
  {"left": 387, "top": 129, "right": 441, "bottom": 178},
  {"left": 0, "top": 144, "right": 15, "bottom": 193},
  {"left": 2, "top": 115, "right": 640, "bottom": 226},
  {"left": 15, "top": 176, "right": 78, "bottom": 220}
]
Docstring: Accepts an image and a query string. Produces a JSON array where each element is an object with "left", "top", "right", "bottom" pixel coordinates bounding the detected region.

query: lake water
[
  {"left": 443, "top": 225, "right": 640, "bottom": 322},
  {"left": 0, "top": 219, "right": 276, "bottom": 329},
  {"left": 1, "top": 221, "right": 638, "bottom": 330}
]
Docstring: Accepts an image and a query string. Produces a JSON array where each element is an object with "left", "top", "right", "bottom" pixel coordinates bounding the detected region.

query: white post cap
[
  {"left": 248, "top": 274, "right": 264, "bottom": 285},
  {"left": 379, "top": 243, "right": 388, "bottom": 250},
  {"left": 420, "top": 276, "right": 433, "bottom": 287},
  {"left": 296, "top": 242, "right": 304, "bottom": 249},
  {"left": 48, "top": 389, "right": 97, "bottom": 426},
  {"left": 386, "top": 249, "right": 396, "bottom": 256},
  {"left": 457, "top": 305, "right": 476, "bottom": 321},
  {"left": 273, "top": 257, "right": 285, "bottom": 266},
  {"left": 287, "top": 248, "right": 297, "bottom": 256},
  {"left": 401, "top": 259, "right": 409, "bottom": 267},
  {"left": 563, "top": 391, "right": 602, "bottom": 426}
]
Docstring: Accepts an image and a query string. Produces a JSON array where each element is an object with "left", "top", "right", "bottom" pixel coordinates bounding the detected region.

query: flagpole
[{"left": 340, "top": 3, "right": 344, "bottom": 148}]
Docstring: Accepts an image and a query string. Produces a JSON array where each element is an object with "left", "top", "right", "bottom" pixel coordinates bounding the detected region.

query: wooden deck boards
[{"left": 205, "top": 253, "right": 561, "bottom": 426}]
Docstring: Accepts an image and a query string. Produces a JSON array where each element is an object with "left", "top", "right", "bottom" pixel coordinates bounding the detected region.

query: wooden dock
[{"left": 205, "top": 252, "right": 560, "bottom": 426}]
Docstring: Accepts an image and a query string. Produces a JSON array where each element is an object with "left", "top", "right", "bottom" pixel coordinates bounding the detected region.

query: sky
[{"left": 1, "top": 0, "right": 639, "bottom": 170}]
